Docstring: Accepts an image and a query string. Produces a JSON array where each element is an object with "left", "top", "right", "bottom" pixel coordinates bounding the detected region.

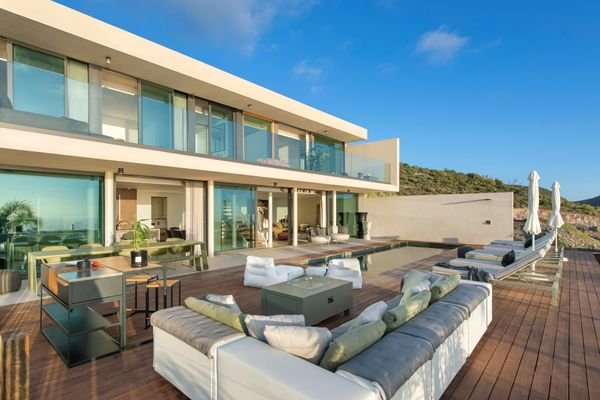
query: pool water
[
  {"left": 356, "top": 246, "right": 447, "bottom": 276},
  {"left": 308, "top": 243, "right": 454, "bottom": 276}
]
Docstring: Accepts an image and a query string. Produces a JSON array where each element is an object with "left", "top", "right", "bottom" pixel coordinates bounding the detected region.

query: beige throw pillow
[
  {"left": 264, "top": 325, "right": 332, "bottom": 364},
  {"left": 244, "top": 314, "right": 305, "bottom": 342}
]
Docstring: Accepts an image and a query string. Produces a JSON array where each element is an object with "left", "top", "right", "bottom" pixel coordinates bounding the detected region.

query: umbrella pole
[
  {"left": 531, "top": 235, "right": 536, "bottom": 272},
  {"left": 555, "top": 229, "right": 558, "bottom": 252}
]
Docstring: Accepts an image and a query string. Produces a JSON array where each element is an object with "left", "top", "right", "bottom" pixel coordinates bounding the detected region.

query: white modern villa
[{"left": 0, "top": 0, "right": 399, "bottom": 275}]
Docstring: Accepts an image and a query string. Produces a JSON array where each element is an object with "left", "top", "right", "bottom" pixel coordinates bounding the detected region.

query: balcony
[{"left": 0, "top": 60, "right": 392, "bottom": 184}]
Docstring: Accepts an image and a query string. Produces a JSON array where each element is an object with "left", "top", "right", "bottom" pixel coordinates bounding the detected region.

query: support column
[
  {"left": 332, "top": 190, "right": 337, "bottom": 227},
  {"left": 104, "top": 171, "right": 115, "bottom": 246},
  {"left": 207, "top": 180, "right": 215, "bottom": 256},
  {"left": 268, "top": 192, "right": 273, "bottom": 248},
  {"left": 320, "top": 191, "right": 327, "bottom": 228},
  {"left": 292, "top": 188, "right": 298, "bottom": 246}
]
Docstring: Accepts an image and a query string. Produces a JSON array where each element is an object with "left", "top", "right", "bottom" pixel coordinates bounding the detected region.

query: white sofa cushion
[
  {"left": 205, "top": 294, "right": 241, "bottom": 313},
  {"left": 244, "top": 314, "right": 305, "bottom": 342},
  {"left": 329, "top": 258, "right": 361, "bottom": 272},
  {"left": 246, "top": 255, "right": 275, "bottom": 268},
  {"left": 328, "top": 258, "right": 363, "bottom": 289},
  {"left": 332, "top": 301, "right": 387, "bottom": 340},
  {"left": 264, "top": 325, "right": 332, "bottom": 364},
  {"left": 244, "top": 257, "right": 304, "bottom": 288}
]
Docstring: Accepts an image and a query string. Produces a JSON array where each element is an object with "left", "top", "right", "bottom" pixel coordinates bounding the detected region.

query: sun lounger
[
  {"left": 487, "top": 231, "right": 555, "bottom": 249},
  {"left": 433, "top": 245, "right": 563, "bottom": 306},
  {"left": 467, "top": 233, "right": 554, "bottom": 262}
]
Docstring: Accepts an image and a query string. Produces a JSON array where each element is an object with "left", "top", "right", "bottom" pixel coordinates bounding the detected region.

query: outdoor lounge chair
[
  {"left": 433, "top": 244, "right": 563, "bottom": 306},
  {"left": 243, "top": 256, "right": 304, "bottom": 288},
  {"left": 484, "top": 231, "right": 555, "bottom": 251},
  {"left": 466, "top": 233, "right": 554, "bottom": 262}
]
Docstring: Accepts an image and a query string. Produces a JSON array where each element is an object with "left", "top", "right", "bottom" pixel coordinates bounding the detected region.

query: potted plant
[
  {"left": 130, "top": 218, "right": 150, "bottom": 267},
  {"left": 0, "top": 200, "right": 38, "bottom": 269}
]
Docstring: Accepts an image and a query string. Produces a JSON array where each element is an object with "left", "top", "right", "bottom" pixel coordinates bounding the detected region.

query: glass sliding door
[
  {"left": 141, "top": 82, "right": 173, "bottom": 149},
  {"left": 311, "top": 135, "right": 344, "bottom": 175},
  {"left": 214, "top": 185, "right": 256, "bottom": 252},
  {"left": 101, "top": 70, "right": 139, "bottom": 142},
  {"left": 193, "top": 99, "right": 209, "bottom": 154},
  {"left": 0, "top": 170, "right": 103, "bottom": 273},
  {"left": 244, "top": 114, "right": 272, "bottom": 162},
  {"left": 276, "top": 124, "right": 306, "bottom": 169},
  {"left": 173, "top": 92, "right": 187, "bottom": 151},
  {"left": 327, "top": 192, "right": 358, "bottom": 236},
  {"left": 211, "top": 104, "right": 235, "bottom": 159},
  {"left": 12, "top": 45, "right": 65, "bottom": 117}
]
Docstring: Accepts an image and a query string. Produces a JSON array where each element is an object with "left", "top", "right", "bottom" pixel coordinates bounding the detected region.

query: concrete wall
[
  {"left": 358, "top": 192, "right": 514, "bottom": 245},
  {"left": 297, "top": 195, "right": 321, "bottom": 227}
]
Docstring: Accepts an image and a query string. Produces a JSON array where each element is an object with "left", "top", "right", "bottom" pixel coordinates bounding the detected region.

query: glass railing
[{"left": 0, "top": 61, "right": 392, "bottom": 184}]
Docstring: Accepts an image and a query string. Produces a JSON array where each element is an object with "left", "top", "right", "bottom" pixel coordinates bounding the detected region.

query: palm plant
[{"left": 0, "top": 199, "right": 38, "bottom": 234}]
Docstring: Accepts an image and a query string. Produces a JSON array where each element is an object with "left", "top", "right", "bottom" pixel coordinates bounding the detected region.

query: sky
[{"left": 56, "top": 0, "right": 600, "bottom": 201}]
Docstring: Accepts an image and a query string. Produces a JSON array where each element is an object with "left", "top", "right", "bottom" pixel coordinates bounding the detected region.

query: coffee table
[{"left": 261, "top": 276, "right": 352, "bottom": 325}]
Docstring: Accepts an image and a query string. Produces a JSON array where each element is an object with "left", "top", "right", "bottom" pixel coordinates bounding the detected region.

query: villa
[
  {"left": 0, "top": 2, "right": 598, "bottom": 400},
  {"left": 0, "top": 0, "right": 399, "bottom": 271}
]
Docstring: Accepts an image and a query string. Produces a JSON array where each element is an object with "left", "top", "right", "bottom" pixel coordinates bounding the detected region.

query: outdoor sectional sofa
[{"left": 151, "top": 274, "right": 492, "bottom": 400}]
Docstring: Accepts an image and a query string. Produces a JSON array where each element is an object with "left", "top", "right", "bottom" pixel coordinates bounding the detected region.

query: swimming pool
[{"left": 307, "top": 242, "right": 456, "bottom": 276}]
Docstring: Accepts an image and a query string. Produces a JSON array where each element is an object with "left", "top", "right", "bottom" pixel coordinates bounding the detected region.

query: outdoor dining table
[{"left": 27, "top": 240, "right": 207, "bottom": 292}]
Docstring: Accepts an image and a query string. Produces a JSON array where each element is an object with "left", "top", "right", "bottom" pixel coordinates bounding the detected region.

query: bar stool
[
  {"left": 127, "top": 274, "right": 158, "bottom": 315},
  {"left": 145, "top": 279, "right": 181, "bottom": 328}
]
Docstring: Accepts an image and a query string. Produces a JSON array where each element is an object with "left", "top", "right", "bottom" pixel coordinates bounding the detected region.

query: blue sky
[{"left": 57, "top": 0, "right": 600, "bottom": 201}]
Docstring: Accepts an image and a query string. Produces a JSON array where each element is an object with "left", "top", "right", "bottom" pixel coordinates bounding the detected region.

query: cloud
[
  {"left": 377, "top": 62, "right": 398, "bottom": 76},
  {"left": 309, "top": 85, "right": 323, "bottom": 94},
  {"left": 156, "top": 0, "right": 318, "bottom": 55},
  {"left": 292, "top": 60, "right": 324, "bottom": 81},
  {"left": 377, "top": 0, "right": 398, "bottom": 8},
  {"left": 416, "top": 26, "right": 469, "bottom": 64}
]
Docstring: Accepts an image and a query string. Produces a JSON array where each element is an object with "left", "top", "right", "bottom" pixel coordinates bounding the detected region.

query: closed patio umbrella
[
  {"left": 523, "top": 170, "right": 542, "bottom": 250},
  {"left": 548, "top": 181, "right": 565, "bottom": 251}
]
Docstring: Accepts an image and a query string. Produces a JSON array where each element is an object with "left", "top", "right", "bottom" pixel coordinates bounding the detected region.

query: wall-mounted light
[
  {"left": 117, "top": 167, "right": 124, "bottom": 174},
  {"left": 248, "top": 104, "right": 253, "bottom": 109},
  {"left": 324, "top": 130, "right": 329, "bottom": 134},
  {"left": 484, "top": 220, "right": 492, "bottom": 225},
  {"left": 273, "top": 182, "right": 278, "bottom": 187},
  {"left": 105, "top": 56, "right": 112, "bottom": 65}
]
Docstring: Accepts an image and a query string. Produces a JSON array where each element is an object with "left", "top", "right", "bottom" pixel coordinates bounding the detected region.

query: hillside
[
  {"left": 578, "top": 195, "right": 600, "bottom": 207},
  {"left": 379, "top": 163, "right": 600, "bottom": 217},
  {"left": 375, "top": 163, "right": 600, "bottom": 249}
]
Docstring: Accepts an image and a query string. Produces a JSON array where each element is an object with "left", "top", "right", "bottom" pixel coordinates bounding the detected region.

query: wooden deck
[{"left": 0, "top": 247, "right": 599, "bottom": 399}]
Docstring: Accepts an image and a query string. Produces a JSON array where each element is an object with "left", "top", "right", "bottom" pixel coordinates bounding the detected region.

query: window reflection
[
  {"left": 244, "top": 114, "right": 272, "bottom": 162},
  {"left": 0, "top": 171, "right": 103, "bottom": 273},
  {"left": 214, "top": 185, "right": 256, "bottom": 252},
  {"left": 211, "top": 105, "right": 235, "bottom": 158},
  {"left": 276, "top": 125, "right": 306, "bottom": 169},
  {"left": 13, "top": 45, "right": 65, "bottom": 117},
  {"left": 101, "top": 70, "right": 138, "bottom": 142},
  {"left": 141, "top": 83, "right": 173, "bottom": 149}
]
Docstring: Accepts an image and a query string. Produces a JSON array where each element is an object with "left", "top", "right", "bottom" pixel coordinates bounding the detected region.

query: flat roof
[{"left": 0, "top": 0, "right": 368, "bottom": 142}]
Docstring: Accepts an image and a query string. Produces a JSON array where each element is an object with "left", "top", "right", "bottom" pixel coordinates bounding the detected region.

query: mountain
[
  {"left": 372, "top": 163, "right": 599, "bottom": 216},
  {"left": 578, "top": 195, "right": 600, "bottom": 207}
]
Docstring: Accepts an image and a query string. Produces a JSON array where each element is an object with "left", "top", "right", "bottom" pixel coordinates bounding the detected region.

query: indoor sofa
[{"left": 151, "top": 273, "right": 492, "bottom": 400}]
